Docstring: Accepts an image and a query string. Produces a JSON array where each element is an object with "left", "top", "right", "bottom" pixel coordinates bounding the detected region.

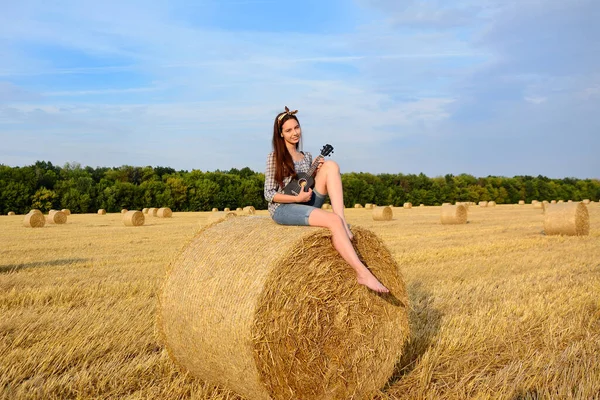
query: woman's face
[{"left": 280, "top": 118, "right": 301, "bottom": 146}]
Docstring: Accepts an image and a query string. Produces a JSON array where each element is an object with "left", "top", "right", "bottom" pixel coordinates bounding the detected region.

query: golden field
[{"left": 1, "top": 204, "right": 599, "bottom": 399}]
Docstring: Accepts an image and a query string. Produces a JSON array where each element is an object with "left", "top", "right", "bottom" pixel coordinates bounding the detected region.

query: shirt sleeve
[{"left": 264, "top": 152, "right": 279, "bottom": 203}]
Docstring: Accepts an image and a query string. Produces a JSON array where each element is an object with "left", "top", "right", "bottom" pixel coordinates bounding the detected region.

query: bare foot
[{"left": 357, "top": 274, "right": 389, "bottom": 293}]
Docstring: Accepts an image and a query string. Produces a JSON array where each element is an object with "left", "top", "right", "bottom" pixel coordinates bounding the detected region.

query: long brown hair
[{"left": 272, "top": 112, "right": 301, "bottom": 185}]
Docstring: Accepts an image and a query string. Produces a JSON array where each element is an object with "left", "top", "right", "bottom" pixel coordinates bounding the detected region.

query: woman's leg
[
  {"left": 313, "top": 160, "right": 353, "bottom": 240},
  {"left": 308, "top": 209, "right": 389, "bottom": 293}
]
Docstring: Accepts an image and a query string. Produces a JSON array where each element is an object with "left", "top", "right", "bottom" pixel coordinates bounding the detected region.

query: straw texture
[
  {"left": 98, "top": 209, "right": 106, "bottom": 215},
  {"left": 23, "top": 212, "right": 45, "bottom": 228},
  {"left": 121, "top": 209, "right": 128, "bottom": 214},
  {"left": 8, "top": 211, "right": 15, "bottom": 216},
  {"left": 243, "top": 206, "right": 256, "bottom": 215},
  {"left": 533, "top": 202, "right": 544, "bottom": 210},
  {"left": 354, "top": 204, "right": 363, "bottom": 208},
  {"left": 211, "top": 208, "right": 218, "bottom": 212},
  {"left": 207, "top": 211, "right": 237, "bottom": 224},
  {"left": 582, "top": 199, "right": 590, "bottom": 205},
  {"left": 543, "top": 203, "right": 589, "bottom": 236},
  {"left": 487, "top": 201, "right": 497, "bottom": 207},
  {"left": 147, "top": 208, "right": 158, "bottom": 217},
  {"left": 224, "top": 208, "right": 230, "bottom": 212},
  {"left": 365, "top": 203, "right": 373, "bottom": 209},
  {"left": 518, "top": 200, "right": 525, "bottom": 205},
  {"left": 29, "top": 209, "right": 42, "bottom": 215},
  {"left": 47, "top": 210, "right": 67, "bottom": 224},
  {"left": 142, "top": 208, "right": 149, "bottom": 214},
  {"left": 372, "top": 206, "right": 393, "bottom": 221},
  {"left": 479, "top": 201, "right": 488, "bottom": 207},
  {"left": 61, "top": 209, "right": 71, "bottom": 216},
  {"left": 440, "top": 204, "right": 468, "bottom": 225},
  {"left": 123, "top": 210, "right": 145, "bottom": 227},
  {"left": 157, "top": 207, "right": 173, "bottom": 218},
  {"left": 403, "top": 202, "right": 412, "bottom": 209},
  {"left": 158, "top": 217, "right": 409, "bottom": 400}
]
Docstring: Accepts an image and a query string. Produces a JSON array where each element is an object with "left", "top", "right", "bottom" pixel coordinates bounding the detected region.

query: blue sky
[{"left": 1, "top": 0, "right": 599, "bottom": 178}]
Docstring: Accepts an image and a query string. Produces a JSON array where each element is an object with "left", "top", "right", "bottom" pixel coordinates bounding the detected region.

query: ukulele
[{"left": 283, "top": 144, "right": 334, "bottom": 196}]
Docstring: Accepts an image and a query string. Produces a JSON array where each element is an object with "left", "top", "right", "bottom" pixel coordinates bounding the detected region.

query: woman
[{"left": 264, "top": 107, "right": 389, "bottom": 293}]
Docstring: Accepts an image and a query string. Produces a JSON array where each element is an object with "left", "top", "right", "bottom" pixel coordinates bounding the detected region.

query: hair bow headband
[{"left": 277, "top": 106, "right": 298, "bottom": 125}]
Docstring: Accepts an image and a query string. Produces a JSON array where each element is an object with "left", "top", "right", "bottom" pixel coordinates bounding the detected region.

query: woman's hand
[
  {"left": 296, "top": 188, "right": 313, "bottom": 203},
  {"left": 315, "top": 158, "right": 324, "bottom": 174}
]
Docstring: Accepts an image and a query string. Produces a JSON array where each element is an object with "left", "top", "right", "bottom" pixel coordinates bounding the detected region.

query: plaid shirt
[{"left": 264, "top": 151, "right": 313, "bottom": 216}]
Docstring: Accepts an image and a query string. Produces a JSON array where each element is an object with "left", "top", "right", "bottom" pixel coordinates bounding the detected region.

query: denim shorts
[{"left": 272, "top": 189, "right": 326, "bottom": 226}]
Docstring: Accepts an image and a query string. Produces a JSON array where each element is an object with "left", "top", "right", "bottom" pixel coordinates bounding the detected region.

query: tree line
[{"left": 1, "top": 161, "right": 598, "bottom": 214}]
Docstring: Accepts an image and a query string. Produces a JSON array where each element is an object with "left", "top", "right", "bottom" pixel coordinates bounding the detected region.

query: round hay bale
[
  {"left": 243, "top": 206, "right": 256, "bottom": 215},
  {"left": 364, "top": 203, "right": 373, "bottom": 209},
  {"left": 8, "top": 211, "right": 15, "bottom": 216},
  {"left": 518, "top": 200, "right": 525, "bottom": 205},
  {"left": 142, "top": 208, "right": 149, "bottom": 214},
  {"left": 321, "top": 203, "right": 331, "bottom": 210},
  {"left": 224, "top": 207, "right": 231, "bottom": 212},
  {"left": 582, "top": 199, "right": 590, "bottom": 205},
  {"left": 441, "top": 204, "right": 468, "bottom": 225},
  {"left": 158, "top": 217, "right": 409, "bottom": 400},
  {"left": 207, "top": 211, "right": 237, "bottom": 225},
  {"left": 544, "top": 203, "right": 589, "bottom": 236},
  {"left": 479, "top": 201, "right": 488, "bottom": 207},
  {"left": 61, "top": 209, "right": 71, "bottom": 216},
  {"left": 236, "top": 207, "right": 243, "bottom": 212},
  {"left": 533, "top": 201, "right": 544, "bottom": 210},
  {"left": 121, "top": 208, "right": 128, "bottom": 214},
  {"left": 98, "top": 209, "right": 106, "bottom": 215},
  {"left": 442, "top": 202, "right": 451, "bottom": 206},
  {"left": 47, "top": 210, "right": 67, "bottom": 224},
  {"left": 372, "top": 206, "right": 393, "bottom": 221},
  {"left": 420, "top": 204, "right": 425, "bottom": 207},
  {"left": 29, "top": 209, "right": 42, "bottom": 215},
  {"left": 488, "top": 201, "right": 496, "bottom": 207},
  {"left": 354, "top": 204, "right": 363, "bottom": 208},
  {"left": 557, "top": 200, "right": 564, "bottom": 204},
  {"left": 147, "top": 207, "right": 158, "bottom": 217},
  {"left": 551, "top": 200, "right": 557, "bottom": 204},
  {"left": 211, "top": 208, "right": 218, "bottom": 212},
  {"left": 23, "top": 212, "right": 46, "bottom": 228},
  {"left": 123, "top": 210, "right": 145, "bottom": 227},
  {"left": 403, "top": 202, "right": 412, "bottom": 209},
  {"left": 568, "top": 200, "right": 573, "bottom": 203},
  {"left": 157, "top": 207, "right": 173, "bottom": 218}
]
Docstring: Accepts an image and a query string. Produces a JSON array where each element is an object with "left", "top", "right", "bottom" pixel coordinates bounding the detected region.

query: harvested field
[{"left": 1, "top": 205, "right": 599, "bottom": 399}]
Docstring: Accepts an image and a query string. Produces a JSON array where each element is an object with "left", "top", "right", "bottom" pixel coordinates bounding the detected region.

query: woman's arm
[{"left": 264, "top": 152, "right": 312, "bottom": 204}]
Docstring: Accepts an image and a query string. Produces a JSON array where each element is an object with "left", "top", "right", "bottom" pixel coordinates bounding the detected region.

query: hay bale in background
[
  {"left": 488, "top": 201, "right": 497, "bottom": 207},
  {"left": 557, "top": 200, "right": 564, "bottom": 204},
  {"left": 518, "top": 200, "right": 525, "bottom": 205},
  {"left": 23, "top": 212, "right": 46, "bottom": 228},
  {"left": 29, "top": 209, "right": 42, "bottom": 215},
  {"left": 551, "top": 200, "right": 557, "bottom": 204},
  {"left": 243, "top": 206, "right": 256, "bottom": 215},
  {"left": 568, "top": 200, "right": 573, "bottom": 203},
  {"left": 224, "top": 207, "right": 231, "bottom": 212},
  {"left": 403, "top": 202, "right": 412, "bottom": 209},
  {"left": 8, "top": 211, "right": 15, "bottom": 216},
  {"left": 207, "top": 211, "right": 237, "bottom": 225},
  {"left": 372, "top": 206, "right": 393, "bottom": 221},
  {"left": 354, "top": 204, "right": 363, "bottom": 208},
  {"left": 211, "top": 208, "right": 218, "bottom": 212},
  {"left": 441, "top": 204, "right": 468, "bottom": 225},
  {"left": 121, "top": 209, "right": 128, "bottom": 214},
  {"left": 420, "top": 204, "right": 425, "bottom": 207},
  {"left": 147, "top": 208, "right": 158, "bottom": 217},
  {"left": 543, "top": 203, "right": 589, "bottom": 236},
  {"left": 61, "top": 209, "right": 71, "bottom": 216},
  {"left": 98, "top": 209, "right": 106, "bottom": 215},
  {"left": 456, "top": 202, "right": 470, "bottom": 209},
  {"left": 158, "top": 217, "right": 409, "bottom": 400},
  {"left": 321, "top": 204, "right": 330, "bottom": 210},
  {"left": 123, "top": 210, "right": 145, "bottom": 227},
  {"left": 236, "top": 207, "right": 243, "bottom": 212},
  {"left": 442, "top": 202, "right": 451, "bottom": 206},
  {"left": 47, "top": 210, "right": 67, "bottom": 224},
  {"left": 142, "top": 208, "right": 149, "bottom": 214},
  {"left": 365, "top": 203, "right": 373, "bottom": 209},
  {"left": 533, "top": 202, "right": 544, "bottom": 210},
  {"left": 582, "top": 199, "right": 590, "bottom": 205},
  {"left": 479, "top": 201, "right": 488, "bottom": 207},
  {"left": 157, "top": 207, "right": 173, "bottom": 218}
]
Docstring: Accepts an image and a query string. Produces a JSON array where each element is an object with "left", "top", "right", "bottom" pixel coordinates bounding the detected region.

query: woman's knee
[{"left": 323, "top": 160, "right": 340, "bottom": 173}]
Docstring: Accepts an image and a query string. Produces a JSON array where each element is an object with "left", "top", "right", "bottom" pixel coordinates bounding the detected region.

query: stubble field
[{"left": 1, "top": 204, "right": 599, "bottom": 399}]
